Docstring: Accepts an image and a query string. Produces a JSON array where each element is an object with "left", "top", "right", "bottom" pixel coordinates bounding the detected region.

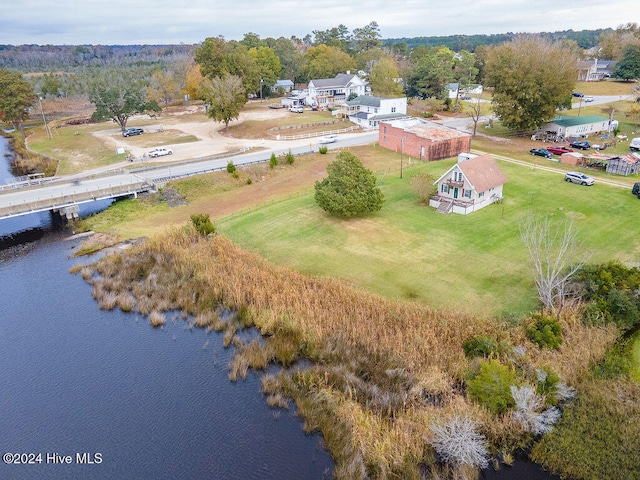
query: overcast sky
[{"left": 1, "top": 0, "right": 637, "bottom": 45}]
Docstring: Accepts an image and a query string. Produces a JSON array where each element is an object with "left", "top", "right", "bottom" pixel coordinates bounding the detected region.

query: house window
[
  {"left": 441, "top": 184, "right": 450, "bottom": 194},
  {"left": 383, "top": 126, "right": 386, "bottom": 134},
  {"left": 383, "top": 136, "right": 387, "bottom": 144},
  {"left": 391, "top": 107, "right": 396, "bottom": 113},
  {"left": 464, "top": 189, "right": 471, "bottom": 198},
  {"left": 479, "top": 191, "right": 485, "bottom": 197}
]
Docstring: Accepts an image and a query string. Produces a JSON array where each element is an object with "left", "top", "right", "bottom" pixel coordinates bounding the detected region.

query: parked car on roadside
[
  {"left": 569, "top": 141, "right": 590, "bottom": 150},
  {"left": 546, "top": 146, "right": 574, "bottom": 155},
  {"left": 565, "top": 172, "right": 594, "bottom": 186},
  {"left": 529, "top": 148, "right": 553, "bottom": 158},
  {"left": 288, "top": 105, "right": 304, "bottom": 113},
  {"left": 584, "top": 95, "right": 594, "bottom": 102},
  {"left": 122, "top": 127, "right": 144, "bottom": 137},
  {"left": 572, "top": 92, "right": 584, "bottom": 98},
  {"left": 632, "top": 182, "right": 640, "bottom": 198},
  {"left": 148, "top": 148, "right": 173, "bottom": 158}
]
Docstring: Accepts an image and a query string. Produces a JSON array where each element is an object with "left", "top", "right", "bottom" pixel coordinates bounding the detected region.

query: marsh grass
[
  {"left": 149, "top": 310, "right": 166, "bottom": 328},
  {"left": 74, "top": 228, "right": 622, "bottom": 479}
]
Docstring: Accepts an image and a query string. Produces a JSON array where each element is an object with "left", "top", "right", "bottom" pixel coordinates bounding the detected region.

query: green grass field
[{"left": 215, "top": 157, "right": 640, "bottom": 317}]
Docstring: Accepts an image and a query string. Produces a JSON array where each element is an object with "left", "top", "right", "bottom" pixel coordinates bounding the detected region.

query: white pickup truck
[{"left": 148, "top": 148, "right": 173, "bottom": 158}]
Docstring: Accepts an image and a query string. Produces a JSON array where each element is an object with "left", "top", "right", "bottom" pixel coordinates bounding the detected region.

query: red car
[{"left": 546, "top": 146, "right": 574, "bottom": 155}]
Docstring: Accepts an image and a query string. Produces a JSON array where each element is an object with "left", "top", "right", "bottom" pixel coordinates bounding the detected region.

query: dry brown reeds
[
  {"left": 149, "top": 310, "right": 165, "bottom": 328},
  {"left": 76, "top": 228, "right": 619, "bottom": 479}
]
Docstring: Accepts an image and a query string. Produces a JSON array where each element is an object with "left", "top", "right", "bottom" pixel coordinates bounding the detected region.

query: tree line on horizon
[{"left": 1, "top": 22, "right": 639, "bottom": 138}]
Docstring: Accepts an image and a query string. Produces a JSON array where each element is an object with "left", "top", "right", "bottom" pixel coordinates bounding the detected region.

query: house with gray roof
[
  {"left": 342, "top": 96, "right": 408, "bottom": 129},
  {"left": 273, "top": 79, "right": 294, "bottom": 93},
  {"left": 577, "top": 59, "right": 615, "bottom": 81},
  {"left": 307, "top": 72, "right": 367, "bottom": 107}
]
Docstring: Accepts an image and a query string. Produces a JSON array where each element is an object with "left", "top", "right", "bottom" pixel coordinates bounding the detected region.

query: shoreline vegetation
[{"left": 75, "top": 227, "right": 621, "bottom": 479}]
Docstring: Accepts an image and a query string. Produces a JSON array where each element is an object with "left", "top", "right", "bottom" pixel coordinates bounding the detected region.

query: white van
[{"left": 630, "top": 138, "right": 640, "bottom": 152}]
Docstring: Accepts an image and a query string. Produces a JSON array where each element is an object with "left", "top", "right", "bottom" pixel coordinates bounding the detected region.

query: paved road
[{"left": 0, "top": 131, "right": 379, "bottom": 219}]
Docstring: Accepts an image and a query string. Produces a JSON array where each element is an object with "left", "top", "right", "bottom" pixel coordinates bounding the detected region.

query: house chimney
[{"left": 346, "top": 70, "right": 350, "bottom": 75}]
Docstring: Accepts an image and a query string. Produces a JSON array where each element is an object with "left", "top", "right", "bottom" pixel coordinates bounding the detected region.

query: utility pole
[
  {"left": 39, "top": 96, "right": 51, "bottom": 139},
  {"left": 400, "top": 137, "right": 404, "bottom": 179}
]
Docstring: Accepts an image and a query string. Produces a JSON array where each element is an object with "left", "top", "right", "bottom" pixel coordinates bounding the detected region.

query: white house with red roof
[{"left": 430, "top": 153, "right": 508, "bottom": 214}]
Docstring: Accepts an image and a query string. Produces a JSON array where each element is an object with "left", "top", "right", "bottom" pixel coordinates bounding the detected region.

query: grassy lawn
[
  {"left": 214, "top": 154, "right": 640, "bottom": 318},
  {"left": 574, "top": 79, "right": 637, "bottom": 96}
]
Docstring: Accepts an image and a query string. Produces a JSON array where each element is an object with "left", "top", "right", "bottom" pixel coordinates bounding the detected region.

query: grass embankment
[
  {"left": 216, "top": 152, "right": 640, "bottom": 317},
  {"left": 78, "top": 228, "right": 618, "bottom": 479}
]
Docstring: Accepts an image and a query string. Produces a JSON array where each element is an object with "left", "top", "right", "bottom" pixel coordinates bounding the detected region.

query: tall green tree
[
  {"left": 611, "top": 44, "right": 640, "bottom": 81},
  {"left": 195, "top": 37, "right": 260, "bottom": 93},
  {"left": 248, "top": 46, "right": 281, "bottom": 94},
  {"left": 0, "top": 69, "right": 36, "bottom": 138},
  {"left": 368, "top": 57, "right": 404, "bottom": 97},
  {"left": 452, "top": 50, "right": 479, "bottom": 99},
  {"left": 406, "top": 47, "right": 455, "bottom": 99},
  {"left": 198, "top": 74, "right": 246, "bottom": 129},
  {"left": 351, "top": 21, "right": 382, "bottom": 54},
  {"left": 314, "top": 151, "right": 384, "bottom": 217},
  {"left": 272, "top": 37, "right": 303, "bottom": 81},
  {"left": 88, "top": 70, "right": 161, "bottom": 131},
  {"left": 312, "top": 25, "right": 351, "bottom": 51},
  {"left": 484, "top": 36, "right": 578, "bottom": 131},
  {"left": 299, "top": 45, "right": 356, "bottom": 82}
]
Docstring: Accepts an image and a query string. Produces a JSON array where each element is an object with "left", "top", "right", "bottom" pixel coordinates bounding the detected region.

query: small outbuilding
[
  {"left": 429, "top": 153, "right": 508, "bottom": 215},
  {"left": 606, "top": 153, "right": 640, "bottom": 176},
  {"left": 379, "top": 118, "right": 471, "bottom": 161}
]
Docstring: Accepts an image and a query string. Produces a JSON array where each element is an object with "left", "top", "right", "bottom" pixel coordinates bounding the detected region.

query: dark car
[
  {"left": 122, "top": 127, "right": 144, "bottom": 137},
  {"left": 546, "top": 146, "right": 574, "bottom": 155},
  {"left": 632, "top": 182, "right": 640, "bottom": 198},
  {"left": 572, "top": 92, "right": 584, "bottom": 98},
  {"left": 569, "top": 141, "right": 590, "bottom": 150},
  {"left": 529, "top": 148, "right": 553, "bottom": 158}
]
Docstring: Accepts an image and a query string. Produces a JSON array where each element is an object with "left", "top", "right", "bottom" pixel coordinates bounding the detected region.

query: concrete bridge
[{"left": 0, "top": 170, "right": 152, "bottom": 220}]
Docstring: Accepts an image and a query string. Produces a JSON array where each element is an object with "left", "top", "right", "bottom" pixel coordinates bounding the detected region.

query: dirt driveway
[{"left": 93, "top": 104, "right": 326, "bottom": 165}]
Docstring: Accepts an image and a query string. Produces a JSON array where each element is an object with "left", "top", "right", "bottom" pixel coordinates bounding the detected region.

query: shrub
[
  {"left": 269, "top": 152, "right": 278, "bottom": 169},
  {"left": 190, "top": 213, "right": 215, "bottom": 236},
  {"left": 314, "top": 150, "right": 384, "bottom": 218},
  {"left": 526, "top": 314, "right": 563, "bottom": 349},
  {"left": 462, "top": 335, "right": 499, "bottom": 358},
  {"left": 246, "top": 178, "right": 252, "bottom": 185},
  {"left": 430, "top": 415, "right": 489, "bottom": 469},
  {"left": 232, "top": 172, "right": 239, "bottom": 179},
  {"left": 535, "top": 366, "right": 561, "bottom": 405},
  {"left": 226, "top": 161, "right": 236, "bottom": 173},
  {"left": 466, "top": 360, "right": 516, "bottom": 415},
  {"left": 573, "top": 261, "right": 640, "bottom": 331},
  {"left": 285, "top": 150, "right": 295, "bottom": 165},
  {"left": 318, "top": 145, "right": 328, "bottom": 154}
]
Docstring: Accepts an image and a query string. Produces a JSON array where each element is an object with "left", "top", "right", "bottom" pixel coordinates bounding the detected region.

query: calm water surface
[{"left": 0, "top": 137, "right": 333, "bottom": 479}]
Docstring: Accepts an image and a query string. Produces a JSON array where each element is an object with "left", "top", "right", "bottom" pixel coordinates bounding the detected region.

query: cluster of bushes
[{"left": 573, "top": 261, "right": 640, "bottom": 331}]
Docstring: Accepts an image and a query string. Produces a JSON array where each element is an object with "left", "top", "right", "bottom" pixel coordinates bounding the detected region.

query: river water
[
  {"left": 0, "top": 136, "right": 562, "bottom": 480},
  {"left": 0, "top": 137, "right": 333, "bottom": 479}
]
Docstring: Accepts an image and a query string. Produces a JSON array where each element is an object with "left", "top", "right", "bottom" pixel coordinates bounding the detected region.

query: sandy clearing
[{"left": 92, "top": 103, "right": 312, "bottom": 164}]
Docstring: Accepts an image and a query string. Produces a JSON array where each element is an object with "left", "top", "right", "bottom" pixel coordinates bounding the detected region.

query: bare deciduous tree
[
  {"left": 511, "top": 385, "right": 561, "bottom": 435},
  {"left": 466, "top": 97, "right": 482, "bottom": 137},
  {"left": 430, "top": 415, "right": 489, "bottom": 469},
  {"left": 519, "top": 215, "right": 587, "bottom": 316},
  {"left": 411, "top": 173, "right": 436, "bottom": 204}
]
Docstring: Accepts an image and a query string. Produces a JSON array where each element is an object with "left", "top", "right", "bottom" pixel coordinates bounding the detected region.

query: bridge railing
[{"left": 0, "top": 181, "right": 149, "bottom": 219}]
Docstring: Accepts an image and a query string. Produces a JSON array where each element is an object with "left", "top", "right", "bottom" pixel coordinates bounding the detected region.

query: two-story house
[
  {"left": 341, "top": 96, "right": 408, "bottom": 129},
  {"left": 429, "top": 153, "right": 508, "bottom": 214},
  {"left": 307, "top": 73, "right": 367, "bottom": 107}
]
